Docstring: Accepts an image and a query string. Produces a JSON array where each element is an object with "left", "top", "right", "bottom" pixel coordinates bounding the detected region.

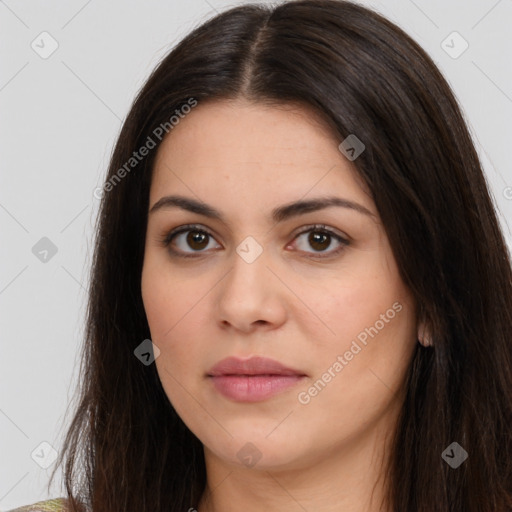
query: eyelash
[{"left": 159, "top": 223, "right": 350, "bottom": 260}]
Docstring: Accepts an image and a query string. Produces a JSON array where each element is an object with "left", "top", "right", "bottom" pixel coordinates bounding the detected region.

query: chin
[{"left": 201, "top": 429, "right": 311, "bottom": 471}]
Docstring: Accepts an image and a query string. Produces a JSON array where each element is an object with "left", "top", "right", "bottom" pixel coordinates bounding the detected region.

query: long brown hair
[{"left": 49, "top": 1, "right": 512, "bottom": 510}]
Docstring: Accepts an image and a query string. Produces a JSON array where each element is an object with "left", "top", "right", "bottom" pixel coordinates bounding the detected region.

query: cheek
[
  {"left": 141, "top": 256, "right": 194, "bottom": 340},
  {"left": 141, "top": 259, "right": 208, "bottom": 377},
  {"left": 141, "top": 264, "right": 200, "bottom": 413},
  {"left": 307, "top": 271, "right": 399, "bottom": 342},
  {"left": 295, "top": 300, "right": 415, "bottom": 441},
  {"left": 303, "top": 260, "right": 416, "bottom": 386}
]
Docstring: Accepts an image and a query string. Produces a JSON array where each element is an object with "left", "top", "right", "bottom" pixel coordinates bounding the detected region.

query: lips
[
  {"left": 207, "top": 355, "right": 306, "bottom": 377},
  {"left": 207, "top": 356, "right": 307, "bottom": 402}
]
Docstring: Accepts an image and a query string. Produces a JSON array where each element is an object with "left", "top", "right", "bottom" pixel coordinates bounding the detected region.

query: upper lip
[{"left": 207, "top": 356, "right": 306, "bottom": 377}]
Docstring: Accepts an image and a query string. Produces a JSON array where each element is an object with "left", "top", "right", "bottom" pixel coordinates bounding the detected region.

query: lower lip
[{"left": 208, "top": 375, "right": 306, "bottom": 402}]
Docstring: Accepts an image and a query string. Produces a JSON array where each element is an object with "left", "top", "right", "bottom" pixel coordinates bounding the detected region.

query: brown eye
[
  {"left": 163, "top": 225, "right": 221, "bottom": 256},
  {"left": 291, "top": 225, "right": 349, "bottom": 258},
  {"left": 186, "top": 230, "right": 209, "bottom": 250},
  {"left": 308, "top": 232, "right": 331, "bottom": 252},
  {"left": 162, "top": 223, "right": 349, "bottom": 260}
]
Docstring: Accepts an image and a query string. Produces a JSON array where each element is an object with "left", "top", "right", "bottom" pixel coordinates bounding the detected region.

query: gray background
[{"left": 1, "top": 0, "right": 511, "bottom": 508}]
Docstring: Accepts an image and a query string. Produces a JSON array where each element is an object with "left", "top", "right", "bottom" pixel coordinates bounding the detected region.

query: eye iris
[
  {"left": 309, "top": 231, "right": 330, "bottom": 251},
  {"left": 187, "top": 231, "right": 208, "bottom": 250}
]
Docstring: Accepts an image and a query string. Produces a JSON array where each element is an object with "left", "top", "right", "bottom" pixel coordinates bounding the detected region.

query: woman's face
[{"left": 141, "top": 98, "right": 418, "bottom": 471}]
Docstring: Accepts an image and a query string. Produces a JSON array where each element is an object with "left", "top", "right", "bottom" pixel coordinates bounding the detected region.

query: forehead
[
  {"left": 153, "top": 99, "right": 341, "bottom": 169},
  {"left": 150, "top": 99, "right": 373, "bottom": 213}
]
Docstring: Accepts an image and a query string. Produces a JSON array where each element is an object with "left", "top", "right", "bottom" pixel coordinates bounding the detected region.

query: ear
[{"left": 417, "top": 320, "right": 433, "bottom": 347}]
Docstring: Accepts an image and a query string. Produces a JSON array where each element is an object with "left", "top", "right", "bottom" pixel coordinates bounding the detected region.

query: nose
[{"left": 215, "top": 246, "right": 287, "bottom": 333}]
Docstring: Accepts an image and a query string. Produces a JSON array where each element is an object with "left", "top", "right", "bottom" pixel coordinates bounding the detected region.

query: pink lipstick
[{"left": 207, "top": 356, "right": 307, "bottom": 402}]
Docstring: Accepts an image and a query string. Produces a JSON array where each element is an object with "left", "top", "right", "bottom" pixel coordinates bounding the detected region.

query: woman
[{"left": 9, "top": 0, "right": 512, "bottom": 511}]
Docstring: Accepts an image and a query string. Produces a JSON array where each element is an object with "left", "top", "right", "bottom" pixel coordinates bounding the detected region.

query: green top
[{"left": 4, "top": 498, "right": 69, "bottom": 512}]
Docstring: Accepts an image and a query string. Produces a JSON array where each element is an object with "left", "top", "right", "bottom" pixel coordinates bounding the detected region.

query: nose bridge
[
  {"left": 226, "top": 235, "right": 270, "bottom": 295},
  {"left": 215, "top": 235, "right": 285, "bottom": 329}
]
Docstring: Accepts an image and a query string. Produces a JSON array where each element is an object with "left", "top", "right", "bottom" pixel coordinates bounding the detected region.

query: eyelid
[{"left": 160, "top": 223, "right": 350, "bottom": 258}]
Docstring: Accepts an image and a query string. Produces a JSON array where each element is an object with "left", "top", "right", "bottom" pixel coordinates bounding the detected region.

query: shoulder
[{"left": 4, "top": 498, "right": 70, "bottom": 512}]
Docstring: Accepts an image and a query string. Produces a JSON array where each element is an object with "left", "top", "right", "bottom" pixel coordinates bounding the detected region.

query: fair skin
[{"left": 141, "top": 98, "right": 420, "bottom": 512}]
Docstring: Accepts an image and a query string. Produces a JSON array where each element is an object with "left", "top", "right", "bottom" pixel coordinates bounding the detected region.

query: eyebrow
[{"left": 148, "top": 194, "right": 375, "bottom": 222}]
